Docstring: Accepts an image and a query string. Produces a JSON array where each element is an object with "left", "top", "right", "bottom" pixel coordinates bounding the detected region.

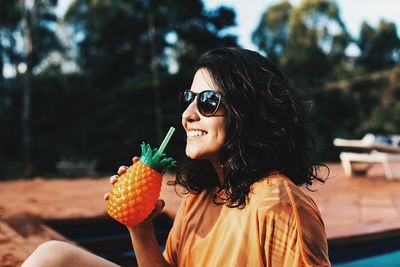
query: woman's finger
[
  {"left": 117, "top": 166, "right": 129, "bottom": 175},
  {"left": 147, "top": 199, "right": 165, "bottom": 221},
  {"left": 132, "top": 156, "right": 139, "bottom": 163},
  {"left": 104, "top": 192, "right": 110, "bottom": 201},
  {"left": 110, "top": 175, "right": 119, "bottom": 184},
  {"left": 126, "top": 199, "right": 165, "bottom": 232}
]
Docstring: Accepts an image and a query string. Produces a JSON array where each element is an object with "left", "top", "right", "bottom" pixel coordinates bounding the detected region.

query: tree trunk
[
  {"left": 21, "top": 0, "right": 34, "bottom": 177},
  {"left": 148, "top": 0, "right": 163, "bottom": 144},
  {"left": 0, "top": 34, "right": 4, "bottom": 117}
]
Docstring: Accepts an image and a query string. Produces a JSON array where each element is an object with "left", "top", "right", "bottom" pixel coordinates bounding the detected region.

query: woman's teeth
[{"left": 187, "top": 130, "right": 207, "bottom": 137}]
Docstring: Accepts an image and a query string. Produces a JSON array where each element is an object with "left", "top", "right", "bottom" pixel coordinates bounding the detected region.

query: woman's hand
[
  {"left": 104, "top": 156, "right": 170, "bottom": 266},
  {"left": 103, "top": 156, "right": 139, "bottom": 201},
  {"left": 103, "top": 156, "right": 165, "bottom": 230}
]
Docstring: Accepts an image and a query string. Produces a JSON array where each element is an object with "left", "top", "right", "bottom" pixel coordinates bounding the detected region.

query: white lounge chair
[{"left": 333, "top": 134, "right": 400, "bottom": 180}]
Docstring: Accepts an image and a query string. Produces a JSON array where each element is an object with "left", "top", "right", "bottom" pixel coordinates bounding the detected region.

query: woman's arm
[
  {"left": 127, "top": 202, "right": 171, "bottom": 267},
  {"left": 105, "top": 157, "right": 172, "bottom": 267}
]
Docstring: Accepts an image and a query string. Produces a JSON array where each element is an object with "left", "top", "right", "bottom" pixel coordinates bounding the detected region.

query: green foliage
[
  {"left": 312, "top": 65, "right": 400, "bottom": 160},
  {"left": 167, "top": 4, "right": 238, "bottom": 70},
  {"left": 253, "top": 0, "right": 351, "bottom": 85},
  {"left": 252, "top": 1, "right": 292, "bottom": 64},
  {"left": 363, "top": 101, "right": 400, "bottom": 134},
  {"left": 329, "top": 32, "right": 352, "bottom": 65},
  {"left": 0, "top": 0, "right": 22, "bottom": 75},
  {"left": 29, "top": 0, "right": 62, "bottom": 69},
  {"left": 252, "top": 0, "right": 400, "bottom": 163},
  {"left": 283, "top": 0, "right": 349, "bottom": 84},
  {"left": 64, "top": 0, "right": 237, "bottom": 88},
  {"left": 2, "top": 0, "right": 400, "bottom": 177},
  {"left": 310, "top": 89, "right": 362, "bottom": 160},
  {"left": 357, "top": 20, "right": 400, "bottom": 71},
  {"left": 0, "top": 0, "right": 61, "bottom": 178},
  {"left": 0, "top": 0, "right": 61, "bottom": 70},
  {"left": 348, "top": 78, "right": 387, "bottom": 118},
  {"left": 0, "top": 0, "right": 238, "bottom": 178},
  {"left": 281, "top": 40, "right": 330, "bottom": 87}
]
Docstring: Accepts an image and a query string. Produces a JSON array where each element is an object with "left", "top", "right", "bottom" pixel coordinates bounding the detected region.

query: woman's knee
[{"left": 22, "top": 240, "right": 78, "bottom": 267}]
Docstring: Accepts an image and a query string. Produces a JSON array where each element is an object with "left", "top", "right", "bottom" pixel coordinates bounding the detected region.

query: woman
[{"left": 22, "top": 47, "right": 330, "bottom": 266}]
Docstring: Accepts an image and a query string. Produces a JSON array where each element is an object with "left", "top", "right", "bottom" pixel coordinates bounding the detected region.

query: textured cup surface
[{"left": 106, "top": 161, "right": 162, "bottom": 227}]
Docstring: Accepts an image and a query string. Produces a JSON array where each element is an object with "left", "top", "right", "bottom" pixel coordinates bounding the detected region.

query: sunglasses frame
[{"left": 180, "top": 90, "right": 222, "bottom": 117}]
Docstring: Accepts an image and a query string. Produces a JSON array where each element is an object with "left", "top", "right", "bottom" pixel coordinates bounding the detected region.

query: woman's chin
[
  {"left": 185, "top": 150, "right": 218, "bottom": 162},
  {"left": 185, "top": 151, "right": 201, "bottom": 160},
  {"left": 185, "top": 148, "right": 204, "bottom": 160}
]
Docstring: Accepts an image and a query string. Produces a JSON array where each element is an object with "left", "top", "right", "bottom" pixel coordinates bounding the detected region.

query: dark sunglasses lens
[
  {"left": 180, "top": 91, "right": 194, "bottom": 113},
  {"left": 198, "top": 91, "right": 220, "bottom": 116}
]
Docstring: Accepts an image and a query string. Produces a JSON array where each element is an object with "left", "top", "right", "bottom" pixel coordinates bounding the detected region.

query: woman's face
[{"left": 182, "top": 68, "right": 226, "bottom": 163}]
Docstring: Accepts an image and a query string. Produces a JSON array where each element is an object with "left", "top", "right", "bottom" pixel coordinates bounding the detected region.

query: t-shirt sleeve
[
  {"left": 163, "top": 197, "right": 186, "bottom": 266},
  {"left": 259, "top": 184, "right": 330, "bottom": 266},
  {"left": 296, "top": 198, "right": 331, "bottom": 266}
]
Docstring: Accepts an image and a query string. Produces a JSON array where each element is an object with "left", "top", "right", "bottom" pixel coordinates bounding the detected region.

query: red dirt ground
[{"left": 0, "top": 175, "right": 181, "bottom": 266}]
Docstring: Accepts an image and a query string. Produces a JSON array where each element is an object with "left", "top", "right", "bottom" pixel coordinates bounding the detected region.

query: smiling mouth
[{"left": 187, "top": 130, "right": 207, "bottom": 137}]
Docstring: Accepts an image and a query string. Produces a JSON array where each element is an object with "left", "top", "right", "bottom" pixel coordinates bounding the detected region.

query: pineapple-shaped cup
[{"left": 106, "top": 127, "right": 177, "bottom": 228}]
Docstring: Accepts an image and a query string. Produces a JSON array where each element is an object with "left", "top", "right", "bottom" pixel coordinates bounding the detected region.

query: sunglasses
[{"left": 179, "top": 90, "right": 222, "bottom": 117}]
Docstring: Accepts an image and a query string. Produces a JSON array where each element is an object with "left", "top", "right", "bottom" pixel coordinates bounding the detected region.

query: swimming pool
[
  {"left": 333, "top": 250, "right": 400, "bottom": 267},
  {"left": 329, "top": 229, "right": 400, "bottom": 267}
]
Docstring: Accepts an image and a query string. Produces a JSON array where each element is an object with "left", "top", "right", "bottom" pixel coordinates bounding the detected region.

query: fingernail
[
  {"left": 110, "top": 175, "right": 118, "bottom": 183},
  {"left": 118, "top": 166, "right": 127, "bottom": 172}
]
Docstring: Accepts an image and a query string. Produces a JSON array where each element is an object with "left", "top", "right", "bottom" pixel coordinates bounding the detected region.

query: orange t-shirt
[{"left": 163, "top": 173, "right": 330, "bottom": 267}]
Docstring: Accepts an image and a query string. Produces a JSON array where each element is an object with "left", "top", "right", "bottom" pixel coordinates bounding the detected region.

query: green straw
[{"left": 158, "top": 127, "right": 175, "bottom": 154}]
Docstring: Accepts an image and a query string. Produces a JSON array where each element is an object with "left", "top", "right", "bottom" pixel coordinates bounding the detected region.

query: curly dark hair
[{"left": 172, "top": 47, "right": 327, "bottom": 208}]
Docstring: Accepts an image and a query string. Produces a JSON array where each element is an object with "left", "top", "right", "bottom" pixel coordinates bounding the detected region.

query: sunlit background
[
  {"left": 1, "top": 1, "right": 400, "bottom": 266},
  {"left": 1, "top": 0, "right": 399, "bottom": 178}
]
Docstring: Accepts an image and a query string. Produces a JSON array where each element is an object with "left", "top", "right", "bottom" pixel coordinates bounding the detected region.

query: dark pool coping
[
  {"left": 328, "top": 225, "right": 400, "bottom": 263},
  {"left": 328, "top": 221, "right": 400, "bottom": 240}
]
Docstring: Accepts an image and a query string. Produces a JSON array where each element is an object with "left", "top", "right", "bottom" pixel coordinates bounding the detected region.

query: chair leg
[
  {"left": 381, "top": 160, "right": 394, "bottom": 180},
  {"left": 341, "top": 158, "right": 353, "bottom": 177}
]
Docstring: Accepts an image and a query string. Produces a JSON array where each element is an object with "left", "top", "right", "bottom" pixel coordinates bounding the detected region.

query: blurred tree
[
  {"left": 170, "top": 4, "right": 237, "bottom": 71},
  {"left": 281, "top": 0, "right": 349, "bottom": 85},
  {"left": 251, "top": 1, "right": 292, "bottom": 64},
  {"left": 0, "top": 0, "right": 61, "bottom": 177},
  {"left": 23, "top": 0, "right": 62, "bottom": 69},
  {"left": 62, "top": 0, "right": 237, "bottom": 171},
  {"left": 330, "top": 31, "right": 352, "bottom": 61},
  {"left": 23, "top": 0, "right": 62, "bottom": 177},
  {"left": 357, "top": 20, "right": 400, "bottom": 71},
  {"left": 310, "top": 89, "right": 362, "bottom": 160},
  {"left": 252, "top": 0, "right": 350, "bottom": 86},
  {"left": 0, "top": 0, "right": 21, "bottom": 113},
  {"left": 329, "top": 33, "right": 352, "bottom": 64},
  {"left": 65, "top": 0, "right": 236, "bottom": 87},
  {"left": 363, "top": 100, "right": 400, "bottom": 134},
  {"left": 251, "top": 0, "right": 400, "bottom": 163},
  {"left": 0, "top": 0, "right": 19, "bottom": 177},
  {"left": 349, "top": 78, "right": 387, "bottom": 120}
]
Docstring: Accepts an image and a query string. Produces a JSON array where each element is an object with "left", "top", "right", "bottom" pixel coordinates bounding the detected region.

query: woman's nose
[{"left": 182, "top": 99, "right": 200, "bottom": 122}]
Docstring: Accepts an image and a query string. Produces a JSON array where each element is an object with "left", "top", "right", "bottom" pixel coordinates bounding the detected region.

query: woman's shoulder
[
  {"left": 251, "top": 173, "right": 330, "bottom": 266},
  {"left": 250, "top": 172, "right": 328, "bottom": 245},
  {"left": 249, "top": 172, "right": 291, "bottom": 203},
  {"left": 249, "top": 172, "right": 321, "bottom": 217}
]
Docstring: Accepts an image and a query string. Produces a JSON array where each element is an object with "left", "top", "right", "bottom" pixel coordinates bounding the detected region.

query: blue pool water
[{"left": 333, "top": 250, "right": 400, "bottom": 267}]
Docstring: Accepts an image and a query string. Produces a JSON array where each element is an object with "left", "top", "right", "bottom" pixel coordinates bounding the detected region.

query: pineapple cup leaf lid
[{"left": 139, "top": 142, "right": 177, "bottom": 173}]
